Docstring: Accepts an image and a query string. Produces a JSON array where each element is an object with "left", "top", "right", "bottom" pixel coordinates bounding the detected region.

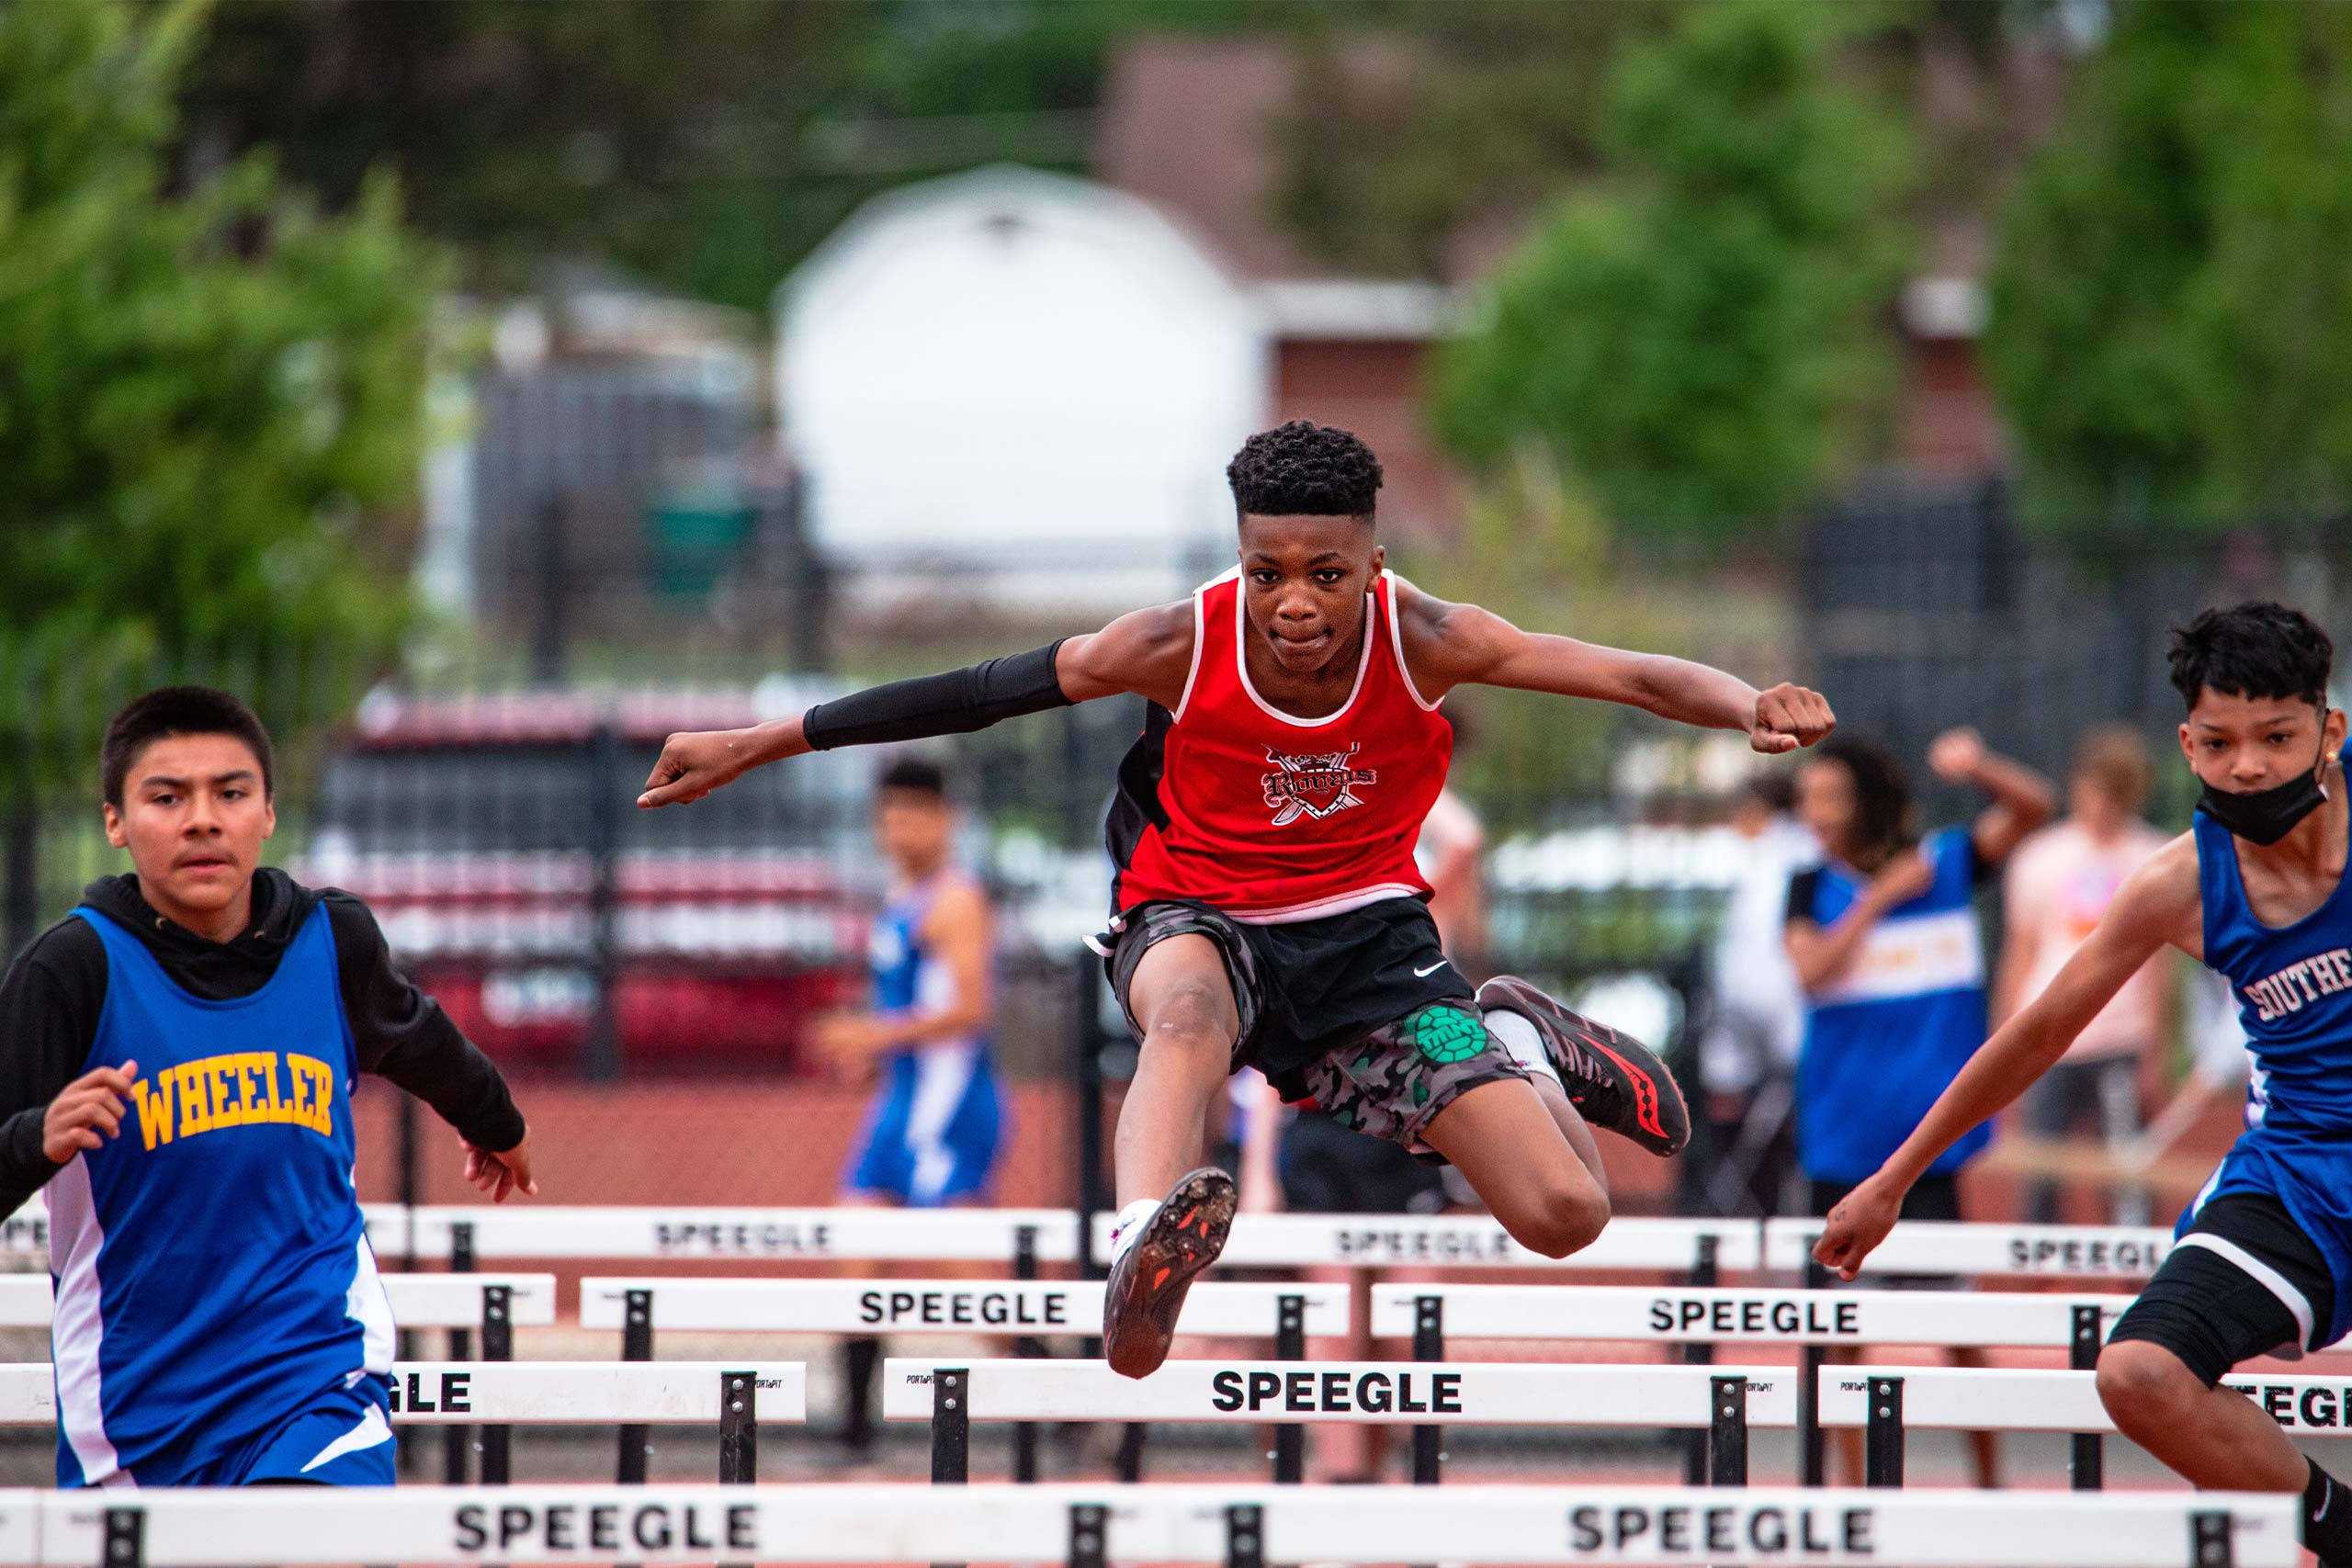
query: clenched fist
[{"left": 1749, "top": 683, "right": 1836, "bottom": 755}]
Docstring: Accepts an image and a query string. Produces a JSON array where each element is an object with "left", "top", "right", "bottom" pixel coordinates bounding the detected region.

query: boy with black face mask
[{"left": 1816, "top": 601, "right": 2352, "bottom": 1563}]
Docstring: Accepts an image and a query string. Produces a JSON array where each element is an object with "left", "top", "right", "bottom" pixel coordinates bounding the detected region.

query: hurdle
[
  {"left": 0, "top": 1200, "right": 411, "bottom": 1259},
  {"left": 1765, "top": 1217, "right": 2176, "bottom": 1280},
  {"left": 1817, "top": 1364, "right": 2352, "bottom": 1489},
  {"left": 885, "top": 1357, "right": 1797, "bottom": 1486},
  {"left": 1093, "top": 1211, "right": 1763, "bottom": 1275},
  {"left": 0, "top": 1270, "right": 555, "bottom": 1334},
  {"left": 23, "top": 1483, "right": 2296, "bottom": 1568},
  {"left": 1368, "top": 1279, "right": 2132, "bottom": 1488},
  {"left": 582, "top": 1278, "right": 1348, "bottom": 1484},
  {"left": 410, "top": 1205, "right": 1083, "bottom": 1263},
  {"left": 0, "top": 1361, "right": 802, "bottom": 1483}
]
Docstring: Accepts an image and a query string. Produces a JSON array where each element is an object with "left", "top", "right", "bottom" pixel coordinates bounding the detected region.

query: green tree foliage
[
  {"left": 1985, "top": 0, "right": 2352, "bottom": 528},
  {"left": 1428, "top": 2, "right": 1915, "bottom": 540},
  {"left": 0, "top": 0, "right": 437, "bottom": 752}
]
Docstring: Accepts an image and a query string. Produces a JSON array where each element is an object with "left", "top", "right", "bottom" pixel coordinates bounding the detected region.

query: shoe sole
[
  {"left": 1103, "top": 1168, "right": 1236, "bottom": 1380},
  {"left": 1477, "top": 976, "right": 1689, "bottom": 1156}
]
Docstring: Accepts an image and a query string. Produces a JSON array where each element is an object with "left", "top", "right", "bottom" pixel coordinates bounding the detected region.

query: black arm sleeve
[
  {"left": 801, "top": 640, "right": 1073, "bottom": 750},
  {"left": 1783, "top": 867, "right": 1824, "bottom": 926},
  {"left": 323, "top": 894, "right": 527, "bottom": 1153},
  {"left": 0, "top": 921, "right": 107, "bottom": 1214}
]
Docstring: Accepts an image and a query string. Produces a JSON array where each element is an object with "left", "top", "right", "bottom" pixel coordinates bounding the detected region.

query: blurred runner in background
[
  {"left": 1698, "top": 772, "right": 1814, "bottom": 1216},
  {"left": 820, "top": 756, "right": 1003, "bottom": 1462},
  {"left": 1996, "top": 726, "right": 2171, "bottom": 1224}
]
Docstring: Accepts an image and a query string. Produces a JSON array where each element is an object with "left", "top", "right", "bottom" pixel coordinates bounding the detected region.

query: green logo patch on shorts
[{"left": 1409, "top": 1003, "right": 1486, "bottom": 1065}]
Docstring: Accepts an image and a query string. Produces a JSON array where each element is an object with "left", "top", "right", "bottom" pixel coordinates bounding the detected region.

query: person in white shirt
[
  {"left": 1993, "top": 726, "right": 2172, "bottom": 1224},
  {"left": 1699, "top": 773, "right": 1815, "bottom": 1214}
]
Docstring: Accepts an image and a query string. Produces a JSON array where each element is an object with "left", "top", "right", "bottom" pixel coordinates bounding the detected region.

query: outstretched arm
[
  {"left": 1927, "top": 727, "right": 2056, "bottom": 868},
  {"left": 1813, "top": 834, "right": 2200, "bottom": 1277},
  {"left": 1395, "top": 582, "right": 1834, "bottom": 753},
  {"left": 639, "top": 603, "right": 1194, "bottom": 808}
]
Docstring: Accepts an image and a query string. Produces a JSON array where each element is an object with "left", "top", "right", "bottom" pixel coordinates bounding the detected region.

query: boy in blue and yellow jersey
[
  {"left": 1817, "top": 604, "right": 2352, "bottom": 1566},
  {"left": 0, "top": 687, "right": 535, "bottom": 1489}
]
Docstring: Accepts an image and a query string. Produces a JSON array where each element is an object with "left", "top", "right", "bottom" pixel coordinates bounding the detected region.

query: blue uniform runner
[
  {"left": 842, "top": 876, "right": 1002, "bottom": 1206},
  {"left": 52, "top": 902, "right": 394, "bottom": 1488},
  {"left": 2185, "top": 754, "right": 2352, "bottom": 1349}
]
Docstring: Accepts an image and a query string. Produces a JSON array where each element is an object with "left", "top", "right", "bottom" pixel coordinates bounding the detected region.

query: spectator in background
[
  {"left": 1785, "top": 728, "right": 2052, "bottom": 1486},
  {"left": 817, "top": 756, "right": 1003, "bottom": 1461},
  {"left": 1996, "top": 727, "right": 2173, "bottom": 1224},
  {"left": 1699, "top": 773, "right": 1815, "bottom": 1216}
]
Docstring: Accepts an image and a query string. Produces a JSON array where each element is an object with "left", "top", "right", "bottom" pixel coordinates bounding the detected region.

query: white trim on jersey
[
  {"left": 904, "top": 1042, "right": 985, "bottom": 1207},
  {"left": 299, "top": 1403, "right": 392, "bottom": 1474},
  {"left": 1234, "top": 581, "right": 1376, "bottom": 729},
  {"left": 1227, "top": 886, "right": 1423, "bottom": 926},
  {"left": 1808, "top": 907, "right": 1985, "bottom": 1006},
  {"left": 2177, "top": 1232, "right": 2317, "bottom": 1351},
  {"left": 1380, "top": 571, "right": 1443, "bottom": 714},
  {"left": 47, "top": 1157, "right": 125, "bottom": 1488},
  {"left": 1171, "top": 569, "right": 1233, "bottom": 723},
  {"left": 345, "top": 1235, "right": 396, "bottom": 1377}
]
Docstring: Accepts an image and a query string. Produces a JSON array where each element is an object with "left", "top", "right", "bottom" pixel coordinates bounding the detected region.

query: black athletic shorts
[
  {"left": 1102, "top": 897, "right": 1527, "bottom": 1151},
  {"left": 2109, "top": 1193, "right": 2338, "bottom": 1387}
]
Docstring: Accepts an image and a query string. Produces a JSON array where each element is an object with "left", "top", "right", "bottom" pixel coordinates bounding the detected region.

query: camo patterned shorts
[{"left": 1302, "top": 999, "right": 1532, "bottom": 1155}]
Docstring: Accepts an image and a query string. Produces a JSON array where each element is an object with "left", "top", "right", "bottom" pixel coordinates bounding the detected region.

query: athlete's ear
[
  {"left": 101, "top": 802, "right": 127, "bottom": 851},
  {"left": 2177, "top": 720, "right": 2197, "bottom": 772},
  {"left": 1370, "top": 540, "right": 1385, "bottom": 576},
  {"left": 262, "top": 795, "right": 277, "bottom": 842},
  {"left": 2324, "top": 705, "right": 2346, "bottom": 766}
]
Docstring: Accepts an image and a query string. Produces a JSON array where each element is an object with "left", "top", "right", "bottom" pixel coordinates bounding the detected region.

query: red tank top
[{"left": 1110, "top": 569, "right": 1453, "bottom": 923}]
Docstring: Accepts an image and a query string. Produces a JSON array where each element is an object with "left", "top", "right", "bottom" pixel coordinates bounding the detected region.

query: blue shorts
[
  {"left": 91, "top": 1379, "right": 397, "bottom": 1488},
  {"left": 842, "top": 1045, "right": 1003, "bottom": 1208}
]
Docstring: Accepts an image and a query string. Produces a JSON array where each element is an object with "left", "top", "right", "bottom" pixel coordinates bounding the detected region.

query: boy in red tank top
[{"left": 640, "top": 422, "right": 1836, "bottom": 1377}]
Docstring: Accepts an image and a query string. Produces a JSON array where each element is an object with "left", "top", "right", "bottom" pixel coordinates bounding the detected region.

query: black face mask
[{"left": 2196, "top": 728, "right": 2334, "bottom": 846}]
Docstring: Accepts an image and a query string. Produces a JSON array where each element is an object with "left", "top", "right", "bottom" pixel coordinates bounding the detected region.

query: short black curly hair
[
  {"left": 1226, "top": 421, "right": 1383, "bottom": 522},
  {"left": 2167, "top": 601, "right": 2334, "bottom": 711}
]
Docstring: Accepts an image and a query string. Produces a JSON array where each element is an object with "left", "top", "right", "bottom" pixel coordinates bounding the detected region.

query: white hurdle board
[
  {"left": 0, "top": 1362, "right": 805, "bottom": 1427},
  {"left": 1817, "top": 1364, "right": 2352, "bottom": 1438},
  {"left": 26, "top": 1483, "right": 2301, "bottom": 1568},
  {"left": 580, "top": 1277, "right": 1347, "bottom": 1337},
  {"left": 411, "top": 1205, "right": 1080, "bottom": 1261},
  {"left": 1371, "top": 1282, "right": 2137, "bottom": 1347},
  {"left": 0, "top": 1200, "right": 409, "bottom": 1258},
  {"left": 1766, "top": 1217, "right": 2175, "bottom": 1279},
  {"left": 1096, "top": 1212, "right": 1762, "bottom": 1270},
  {"left": 884, "top": 1357, "right": 1801, "bottom": 1427},
  {"left": 0, "top": 1272, "right": 556, "bottom": 1329}
]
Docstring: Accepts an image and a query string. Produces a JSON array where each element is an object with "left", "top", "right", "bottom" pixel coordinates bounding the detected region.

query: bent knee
[
  {"left": 2097, "top": 1339, "right": 2205, "bottom": 1430},
  {"left": 1138, "top": 978, "right": 1238, "bottom": 1055},
  {"left": 1506, "top": 1185, "right": 1611, "bottom": 1259}
]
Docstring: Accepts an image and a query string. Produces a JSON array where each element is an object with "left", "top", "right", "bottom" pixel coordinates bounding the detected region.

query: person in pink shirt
[{"left": 1995, "top": 726, "right": 2175, "bottom": 1223}]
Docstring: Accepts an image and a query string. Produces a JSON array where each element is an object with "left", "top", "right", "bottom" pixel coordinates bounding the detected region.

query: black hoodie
[{"left": 0, "top": 869, "right": 526, "bottom": 1216}]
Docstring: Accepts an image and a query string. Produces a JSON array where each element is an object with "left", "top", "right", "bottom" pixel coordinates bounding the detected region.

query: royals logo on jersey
[{"left": 1261, "top": 743, "right": 1378, "bottom": 825}]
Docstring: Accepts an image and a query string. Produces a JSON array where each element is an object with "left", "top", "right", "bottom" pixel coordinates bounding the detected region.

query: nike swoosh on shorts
[{"left": 1412, "top": 961, "right": 1448, "bottom": 977}]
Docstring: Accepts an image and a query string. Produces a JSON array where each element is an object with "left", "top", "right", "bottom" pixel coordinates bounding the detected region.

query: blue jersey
[
  {"left": 1792, "top": 829, "right": 1994, "bottom": 1182},
  {"left": 52, "top": 903, "right": 394, "bottom": 1487},
  {"left": 2186, "top": 779, "right": 2352, "bottom": 1347},
  {"left": 842, "top": 877, "right": 1002, "bottom": 1206}
]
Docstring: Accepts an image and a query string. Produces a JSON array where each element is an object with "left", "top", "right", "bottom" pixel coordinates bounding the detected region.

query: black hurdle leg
[
  {"left": 2190, "top": 1510, "right": 2234, "bottom": 1568},
  {"left": 1863, "top": 1376, "right": 1905, "bottom": 1488},
  {"left": 445, "top": 1220, "right": 475, "bottom": 1483},
  {"left": 1684, "top": 1234, "right": 1721, "bottom": 1483},
  {"left": 1013, "top": 1223, "right": 1043, "bottom": 1483},
  {"left": 479, "top": 1284, "right": 512, "bottom": 1485},
  {"left": 931, "top": 1366, "right": 971, "bottom": 1568},
  {"left": 2071, "top": 1303, "right": 2105, "bottom": 1491},
  {"left": 102, "top": 1506, "right": 142, "bottom": 1568},
  {"left": 718, "top": 1370, "right": 757, "bottom": 1568},
  {"left": 1411, "top": 1294, "right": 1444, "bottom": 1485},
  {"left": 1115, "top": 1422, "right": 1148, "bottom": 1483},
  {"left": 1069, "top": 1504, "right": 1108, "bottom": 1568},
  {"left": 1272, "top": 1292, "right": 1306, "bottom": 1483},
  {"left": 1226, "top": 1503, "right": 1265, "bottom": 1568},
  {"left": 1709, "top": 1374, "right": 1750, "bottom": 1486},
  {"left": 616, "top": 1288, "right": 652, "bottom": 1484},
  {"left": 1799, "top": 1257, "right": 1827, "bottom": 1486}
]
